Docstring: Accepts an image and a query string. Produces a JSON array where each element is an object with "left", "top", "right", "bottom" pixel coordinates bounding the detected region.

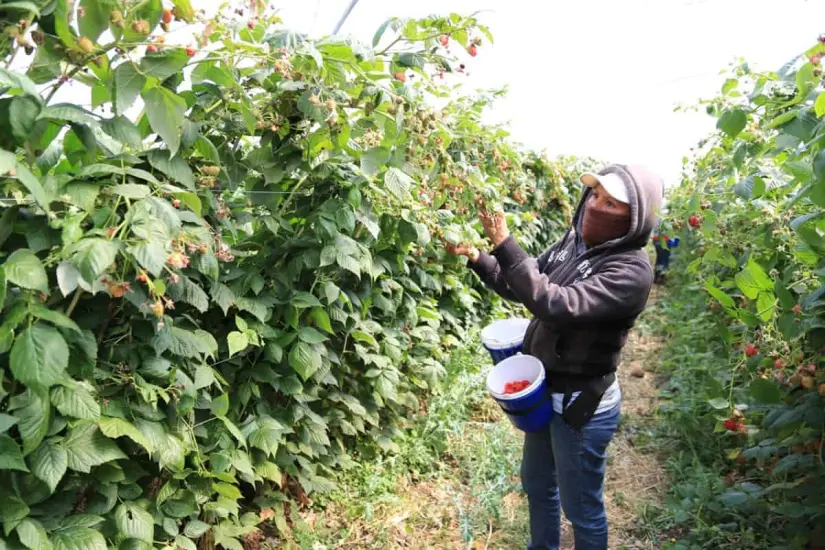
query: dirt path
[{"left": 288, "top": 292, "right": 669, "bottom": 550}]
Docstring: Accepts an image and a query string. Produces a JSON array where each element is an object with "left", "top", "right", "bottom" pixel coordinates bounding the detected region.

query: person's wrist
[
  {"left": 492, "top": 231, "right": 510, "bottom": 247},
  {"left": 467, "top": 247, "right": 480, "bottom": 262}
]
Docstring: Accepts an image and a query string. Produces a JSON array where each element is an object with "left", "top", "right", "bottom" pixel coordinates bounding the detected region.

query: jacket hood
[{"left": 572, "top": 164, "right": 664, "bottom": 251}]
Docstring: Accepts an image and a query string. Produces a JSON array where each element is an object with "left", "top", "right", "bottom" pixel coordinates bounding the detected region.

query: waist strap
[{"left": 548, "top": 372, "right": 616, "bottom": 431}]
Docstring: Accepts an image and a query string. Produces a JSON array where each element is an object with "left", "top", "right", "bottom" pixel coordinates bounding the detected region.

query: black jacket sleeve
[
  {"left": 469, "top": 235, "right": 567, "bottom": 302},
  {"left": 490, "top": 236, "right": 652, "bottom": 323},
  {"left": 467, "top": 252, "right": 519, "bottom": 301}
]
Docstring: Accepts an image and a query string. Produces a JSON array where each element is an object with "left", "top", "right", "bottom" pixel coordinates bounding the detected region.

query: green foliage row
[
  {"left": 657, "top": 38, "right": 825, "bottom": 549},
  {"left": 0, "top": 3, "right": 580, "bottom": 549}
]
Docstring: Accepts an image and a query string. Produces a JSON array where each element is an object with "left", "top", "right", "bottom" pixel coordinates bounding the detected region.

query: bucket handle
[{"left": 498, "top": 389, "right": 551, "bottom": 417}]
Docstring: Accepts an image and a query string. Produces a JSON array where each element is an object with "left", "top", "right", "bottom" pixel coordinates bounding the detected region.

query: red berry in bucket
[{"left": 503, "top": 379, "right": 531, "bottom": 394}]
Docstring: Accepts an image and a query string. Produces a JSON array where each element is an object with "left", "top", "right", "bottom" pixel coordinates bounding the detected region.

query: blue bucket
[
  {"left": 480, "top": 318, "right": 531, "bottom": 364},
  {"left": 485, "top": 354, "right": 553, "bottom": 432}
]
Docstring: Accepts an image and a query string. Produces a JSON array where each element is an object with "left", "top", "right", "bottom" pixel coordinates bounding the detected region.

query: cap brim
[
  {"left": 578, "top": 172, "right": 630, "bottom": 204},
  {"left": 579, "top": 173, "right": 600, "bottom": 188}
]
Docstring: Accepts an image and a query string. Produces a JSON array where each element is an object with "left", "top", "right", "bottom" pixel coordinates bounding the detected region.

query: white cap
[{"left": 579, "top": 172, "right": 630, "bottom": 205}]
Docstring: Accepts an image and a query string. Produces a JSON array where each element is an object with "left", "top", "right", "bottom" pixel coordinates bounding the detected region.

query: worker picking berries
[{"left": 448, "top": 165, "right": 663, "bottom": 550}]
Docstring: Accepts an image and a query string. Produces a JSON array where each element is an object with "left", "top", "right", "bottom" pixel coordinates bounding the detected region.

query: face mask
[{"left": 581, "top": 203, "right": 631, "bottom": 247}]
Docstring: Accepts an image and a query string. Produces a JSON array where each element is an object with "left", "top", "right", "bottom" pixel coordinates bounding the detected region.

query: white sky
[
  {"left": 25, "top": 0, "right": 825, "bottom": 187},
  {"left": 269, "top": 0, "right": 825, "bottom": 186}
]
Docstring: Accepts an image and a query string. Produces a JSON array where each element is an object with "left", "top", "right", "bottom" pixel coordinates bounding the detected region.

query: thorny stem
[
  {"left": 45, "top": 42, "right": 120, "bottom": 104},
  {"left": 66, "top": 288, "right": 83, "bottom": 317}
]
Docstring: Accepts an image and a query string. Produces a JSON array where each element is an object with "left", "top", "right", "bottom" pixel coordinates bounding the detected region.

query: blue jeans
[
  {"left": 521, "top": 403, "right": 621, "bottom": 550},
  {"left": 653, "top": 242, "right": 671, "bottom": 273}
]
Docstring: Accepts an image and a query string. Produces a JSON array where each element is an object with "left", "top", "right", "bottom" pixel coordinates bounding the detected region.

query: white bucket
[
  {"left": 480, "top": 318, "right": 531, "bottom": 350},
  {"left": 486, "top": 354, "right": 545, "bottom": 400}
]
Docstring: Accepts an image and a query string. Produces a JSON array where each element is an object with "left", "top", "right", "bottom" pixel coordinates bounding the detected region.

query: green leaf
[
  {"left": 70, "top": 238, "right": 119, "bottom": 283},
  {"left": 708, "top": 397, "right": 729, "bottom": 410},
  {"left": 0, "top": 413, "right": 18, "bottom": 434},
  {"left": 13, "top": 390, "right": 51, "bottom": 455},
  {"left": 311, "top": 307, "right": 333, "bottom": 334},
  {"left": 816, "top": 92, "right": 825, "bottom": 118},
  {"left": 10, "top": 95, "right": 42, "bottom": 141},
  {"left": 195, "top": 136, "right": 220, "bottom": 164},
  {"left": 51, "top": 527, "right": 107, "bottom": 550},
  {"left": 298, "top": 327, "right": 328, "bottom": 344},
  {"left": 98, "top": 417, "right": 153, "bottom": 452},
  {"left": 351, "top": 330, "right": 379, "bottom": 349},
  {"left": 757, "top": 291, "right": 776, "bottom": 322},
  {"left": 0, "top": 493, "right": 29, "bottom": 523},
  {"left": 173, "top": 192, "right": 202, "bottom": 215},
  {"left": 372, "top": 17, "right": 397, "bottom": 46},
  {"left": 101, "top": 116, "right": 142, "bottom": 149},
  {"left": 128, "top": 242, "right": 166, "bottom": 277},
  {"left": 28, "top": 439, "right": 67, "bottom": 491},
  {"left": 37, "top": 104, "right": 96, "bottom": 126},
  {"left": 11, "top": 324, "right": 70, "bottom": 389},
  {"left": 336, "top": 253, "right": 360, "bottom": 276},
  {"left": 13, "top": 164, "right": 51, "bottom": 211},
  {"left": 3, "top": 249, "right": 48, "bottom": 293},
  {"left": 30, "top": 304, "right": 81, "bottom": 333},
  {"left": 113, "top": 62, "right": 146, "bottom": 116},
  {"left": 775, "top": 281, "right": 795, "bottom": 310},
  {"left": 384, "top": 167, "right": 412, "bottom": 201},
  {"left": 717, "top": 108, "right": 747, "bottom": 138},
  {"left": 0, "top": 433, "right": 28, "bottom": 471},
  {"left": 292, "top": 291, "right": 322, "bottom": 308},
  {"left": 323, "top": 282, "right": 340, "bottom": 304},
  {"left": 147, "top": 149, "right": 195, "bottom": 189},
  {"left": 257, "top": 461, "right": 281, "bottom": 483},
  {"left": 77, "top": 0, "right": 109, "bottom": 41},
  {"left": 289, "top": 341, "right": 321, "bottom": 380},
  {"left": 735, "top": 260, "right": 773, "bottom": 300},
  {"left": 218, "top": 417, "right": 246, "bottom": 448},
  {"left": 183, "top": 520, "right": 210, "bottom": 538},
  {"left": 227, "top": 331, "right": 248, "bottom": 357},
  {"left": 63, "top": 423, "right": 126, "bottom": 473},
  {"left": 0, "top": 67, "right": 42, "bottom": 98},
  {"left": 16, "top": 518, "right": 52, "bottom": 550},
  {"left": 396, "top": 52, "right": 426, "bottom": 68},
  {"left": 211, "top": 393, "right": 229, "bottom": 417},
  {"left": 142, "top": 86, "right": 187, "bottom": 157},
  {"left": 109, "top": 184, "right": 150, "bottom": 199},
  {"left": 750, "top": 378, "right": 782, "bottom": 404},
  {"left": 166, "top": 327, "right": 209, "bottom": 358},
  {"left": 57, "top": 516, "right": 105, "bottom": 530},
  {"left": 114, "top": 502, "right": 154, "bottom": 542},
  {"left": 166, "top": 276, "right": 208, "bottom": 312},
  {"left": 249, "top": 417, "right": 283, "bottom": 457},
  {"left": 140, "top": 49, "right": 190, "bottom": 80},
  {"left": 194, "top": 366, "right": 215, "bottom": 390},
  {"left": 51, "top": 385, "right": 100, "bottom": 420},
  {"left": 704, "top": 283, "right": 735, "bottom": 309},
  {"left": 360, "top": 147, "right": 390, "bottom": 176}
]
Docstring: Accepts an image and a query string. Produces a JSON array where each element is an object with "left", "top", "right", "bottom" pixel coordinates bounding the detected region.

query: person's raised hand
[
  {"left": 445, "top": 241, "right": 480, "bottom": 262},
  {"left": 477, "top": 198, "right": 509, "bottom": 247}
]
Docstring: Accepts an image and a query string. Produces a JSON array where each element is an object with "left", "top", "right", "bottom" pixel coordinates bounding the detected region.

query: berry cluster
[{"left": 503, "top": 379, "right": 531, "bottom": 394}]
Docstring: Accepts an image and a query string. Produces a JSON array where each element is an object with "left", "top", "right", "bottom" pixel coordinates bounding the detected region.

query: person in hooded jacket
[{"left": 447, "top": 164, "right": 663, "bottom": 550}]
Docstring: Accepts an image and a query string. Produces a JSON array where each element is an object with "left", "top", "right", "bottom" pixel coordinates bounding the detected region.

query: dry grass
[{"left": 284, "top": 292, "right": 670, "bottom": 550}]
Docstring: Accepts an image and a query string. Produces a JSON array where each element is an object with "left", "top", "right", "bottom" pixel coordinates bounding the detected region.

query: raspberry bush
[
  {"left": 0, "top": 3, "right": 577, "bottom": 548},
  {"left": 659, "top": 37, "right": 825, "bottom": 548}
]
